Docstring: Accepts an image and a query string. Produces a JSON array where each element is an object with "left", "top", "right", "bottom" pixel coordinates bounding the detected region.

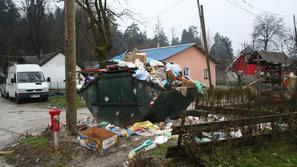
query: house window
[
  {"left": 203, "top": 69, "right": 209, "bottom": 79},
  {"left": 183, "top": 67, "right": 190, "bottom": 76}
]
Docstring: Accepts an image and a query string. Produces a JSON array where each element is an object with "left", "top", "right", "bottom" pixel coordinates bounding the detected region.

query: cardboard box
[
  {"left": 124, "top": 52, "right": 147, "bottom": 64},
  {"left": 80, "top": 126, "right": 117, "bottom": 150},
  {"left": 177, "top": 77, "right": 195, "bottom": 87}
]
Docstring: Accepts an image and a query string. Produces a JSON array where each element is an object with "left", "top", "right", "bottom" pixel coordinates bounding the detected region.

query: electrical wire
[
  {"left": 234, "top": 0, "right": 292, "bottom": 17},
  {"left": 146, "top": 0, "right": 185, "bottom": 22},
  {"left": 224, "top": 0, "right": 256, "bottom": 17}
]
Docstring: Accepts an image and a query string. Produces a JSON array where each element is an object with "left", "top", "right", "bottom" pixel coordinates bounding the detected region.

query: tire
[
  {"left": 8, "top": 93, "right": 13, "bottom": 101},
  {"left": 15, "top": 94, "right": 21, "bottom": 104},
  {"left": 43, "top": 97, "right": 48, "bottom": 101},
  {"left": 0, "top": 92, "right": 3, "bottom": 98}
]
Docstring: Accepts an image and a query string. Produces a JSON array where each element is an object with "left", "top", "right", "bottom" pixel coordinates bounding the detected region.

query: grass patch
[
  {"left": 53, "top": 161, "right": 70, "bottom": 167},
  {"left": 38, "top": 95, "right": 86, "bottom": 109},
  {"left": 21, "top": 136, "right": 49, "bottom": 146},
  {"left": 148, "top": 143, "right": 170, "bottom": 158},
  {"left": 199, "top": 140, "right": 297, "bottom": 167}
]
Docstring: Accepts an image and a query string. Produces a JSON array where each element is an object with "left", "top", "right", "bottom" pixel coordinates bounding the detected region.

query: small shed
[
  {"left": 20, "top": 52, "right": 83, "bottom": 89},
  {"left": 248, "top": 51, "right": 287, "bottom": 66}
]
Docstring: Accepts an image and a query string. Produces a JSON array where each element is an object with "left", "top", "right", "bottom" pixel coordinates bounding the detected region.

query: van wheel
[
  {"left": 43, "top": 97, "right": 48, "bottom": 101},
  {"left": 15, "top": 94, "right": 21, "bottom": 104},
  {"left": 9, "top": 95, "right": 13, "bottom": 101}
]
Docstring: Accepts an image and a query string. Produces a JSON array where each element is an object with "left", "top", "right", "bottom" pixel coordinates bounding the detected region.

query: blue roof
[{"left": 112, "top": 43, "right": 196, "bottom": 61}]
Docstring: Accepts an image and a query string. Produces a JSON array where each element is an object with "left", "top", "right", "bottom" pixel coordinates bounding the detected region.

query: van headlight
[{"left": 43, "top": 88, "right": 49, "bottom": 92}]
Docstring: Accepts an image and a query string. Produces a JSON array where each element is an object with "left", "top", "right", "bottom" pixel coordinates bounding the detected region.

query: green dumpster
[{"left": 80, "top": 71, "right": 197, "bottom": 125}]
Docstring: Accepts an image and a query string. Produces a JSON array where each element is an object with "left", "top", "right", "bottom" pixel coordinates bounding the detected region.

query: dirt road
[{"left": 0, "top": 97, "right": 92, "bottom": 149}]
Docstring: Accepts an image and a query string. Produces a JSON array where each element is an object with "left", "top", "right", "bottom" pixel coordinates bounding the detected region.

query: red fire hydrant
[{"left": 49, "top": 108, "right": 61, "bottom": 149}]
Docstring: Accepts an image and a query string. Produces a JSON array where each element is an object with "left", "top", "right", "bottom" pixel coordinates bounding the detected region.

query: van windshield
[
  {"left": 0, "top": 75, "right": 5, "bottom": 84},
  {"left": 17, "top": 72, "right": 45, "bottom": 83}
]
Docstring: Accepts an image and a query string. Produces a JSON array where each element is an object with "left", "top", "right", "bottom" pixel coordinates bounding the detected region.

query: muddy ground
[
  {"left": 2, "top": 128, "right": 173, "bottom": 167},
  {"left": 0, "top": 97, "right": 92, "bottom": 149},
  {"left": 0, "top": 97, "right": 173, "bottom": 167}
]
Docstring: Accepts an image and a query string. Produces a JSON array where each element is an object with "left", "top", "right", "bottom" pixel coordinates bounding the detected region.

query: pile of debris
[
  {"left": 76, "top": 113, "right": 231, "bottom": 160},
  {"left": 78, "top": 118, "right": 176, "bottom": 159}
]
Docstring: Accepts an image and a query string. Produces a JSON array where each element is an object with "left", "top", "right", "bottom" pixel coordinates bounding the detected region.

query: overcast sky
[{"left": 115, "top": 0, "right": 297, "bottom": 54}]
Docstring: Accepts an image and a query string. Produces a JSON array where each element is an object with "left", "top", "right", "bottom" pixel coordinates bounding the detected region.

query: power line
[
  {"left": 140, "top": 0, "right": 185, "bottom": 33},
  {"left": 235, "top": 0, "right": 291, "bottom": 17},
  {"left": 146, "top": 0, "right": 185, "bottom": 22},
  {"left": 224, "top": 0, "right": 256, "bottom": 17}
]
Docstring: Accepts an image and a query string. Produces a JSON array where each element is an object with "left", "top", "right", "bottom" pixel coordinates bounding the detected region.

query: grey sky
[{"left": 116, "top": 0, "right": 297, "bottom": 54}]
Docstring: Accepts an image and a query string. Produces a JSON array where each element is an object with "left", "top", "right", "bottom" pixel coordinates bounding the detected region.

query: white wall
[{"left": 41, "top": 53, "right": 83, "bottom": 89}]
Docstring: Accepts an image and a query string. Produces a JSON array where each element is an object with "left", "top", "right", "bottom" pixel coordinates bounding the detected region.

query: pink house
[{"left": 113, "top": 43, "right": 216, "bottom": 87}]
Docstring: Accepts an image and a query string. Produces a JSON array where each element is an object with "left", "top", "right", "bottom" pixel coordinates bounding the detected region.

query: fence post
[{"left": 177, "top": 112, "right": 186, "bottom": 148}]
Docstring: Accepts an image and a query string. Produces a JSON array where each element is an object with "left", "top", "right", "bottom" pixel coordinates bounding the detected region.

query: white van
[{"left": 5, "top": 64, "right": 49, "bottom": 103}]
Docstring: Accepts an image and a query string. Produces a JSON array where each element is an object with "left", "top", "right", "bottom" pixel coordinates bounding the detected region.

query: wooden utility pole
[
  {"left": 196, "top": 0, "right": 214, "bottom": 95},
  {"left": 64, "top": 0, "right": 77, "bottom": 135},
  {"left": 293, "top": 15, "right": 297, "bottom": 48}
]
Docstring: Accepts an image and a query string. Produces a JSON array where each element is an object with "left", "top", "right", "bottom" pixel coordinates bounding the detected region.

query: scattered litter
[
  {"left": 144, "top": 143, "right": 157, "bottom": 151},
  {"left": 194, "top": 137, "right": 201, "bottom": 143},
  {"left": 98, "top": 121, "right": 109, "bottom": 128},
  {"left": 128, "top": 139, "right": 153, "bottom": 159},
  {"left": 132, "top": 69, "right": 150, "bottom": 81},
  {"left": 200, "top": 138, "right": 211, "bottom": 143},
  {"left": 230, "top": 129, "right": 242, "bottom": 138},
  {"left": 130, "top": 121, "right": 159, "bottom": 133},
  {"left": 194, "top": 80, "right": 205, "bottom": 94},
  {"left": 0, "top": 150, "right": 15, "bottom": 155},
  {"left": 154, "top": 135, "right": 169, "bottom": 145}
]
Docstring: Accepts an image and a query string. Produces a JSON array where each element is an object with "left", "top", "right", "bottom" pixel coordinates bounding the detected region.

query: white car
[{"left": 5, "top": 64, "right": 49, "bottom": 103}]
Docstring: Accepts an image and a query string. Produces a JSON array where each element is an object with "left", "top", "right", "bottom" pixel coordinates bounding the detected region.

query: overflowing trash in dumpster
[{"left": 79, "top": 49, "right": 205, "bottom": 125}]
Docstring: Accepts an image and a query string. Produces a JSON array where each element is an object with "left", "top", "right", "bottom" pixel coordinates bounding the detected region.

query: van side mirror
[
  {"left": 47, "top": 77, "right": 51, "bottom": 82},
  {"left": 11, "top": 78, "right": 15, "bottom": 83}
]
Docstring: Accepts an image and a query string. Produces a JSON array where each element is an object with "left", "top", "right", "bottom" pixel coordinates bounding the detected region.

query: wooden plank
[
  {"left": 192, "top": 106, "right": 275, "bottom": 116},
  {"left": 173, "top": 112, "right": 297, "bottom": 135},
  {"left": 0, "top": 150, "right": 15, "bottom": 155}
]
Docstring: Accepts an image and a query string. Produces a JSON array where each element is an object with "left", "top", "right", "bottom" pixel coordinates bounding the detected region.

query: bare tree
[
  {"left": 284, "top": 32, "right": 297, "bottom": 58},
  {"left": 21, "top": 0, "right": 50, "bottom": 58},
  {"left": 252, "top": 14, "right": 285, "bottom": 51},
  {"left": 76, "top": 0, "right": 129, "bottom": 65}
]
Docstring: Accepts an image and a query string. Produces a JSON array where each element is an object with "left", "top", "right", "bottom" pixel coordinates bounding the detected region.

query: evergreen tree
[
  {"left": 171, "top": 37, "right": 180, "bottom": 45},
  {"left": 0, "top": 0, "right": 20, "bottom": 55},
  {"left": 123, "top": 23, "right": 148, "bottom": 50},
  {"left": 210, "top": 33, "right": 234, "bottom": 60},
  {"left": 180, "top": 26, "right": 201, "bottom": 45}
]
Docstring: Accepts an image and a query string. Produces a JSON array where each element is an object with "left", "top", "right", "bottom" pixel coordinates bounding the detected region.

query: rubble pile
[
  {"left": 76, "top": 111, "right": 276, "bottom": 161},
  {"left": 77, "top": 118, "right": 177, "bottom": 158}
]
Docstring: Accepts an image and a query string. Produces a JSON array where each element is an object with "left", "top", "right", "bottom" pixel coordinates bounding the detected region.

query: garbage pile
[
  {"left": 83, "top": 49, "right": 205, "bottom": 93},
  {"left": 76, "top": 113, "right": 276, "bottom": 162},
  {"left": 185, "top": 115, "right": 273, "bottom": 144},
  {"left": 77, "top": 114, "right": 226, "bottom": 158},
  {"left": 185, "top": 114, "right": 226, "bottom": 125},
  {"left": 77, "top": 117, "right": 176, "bottom": 158}
]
